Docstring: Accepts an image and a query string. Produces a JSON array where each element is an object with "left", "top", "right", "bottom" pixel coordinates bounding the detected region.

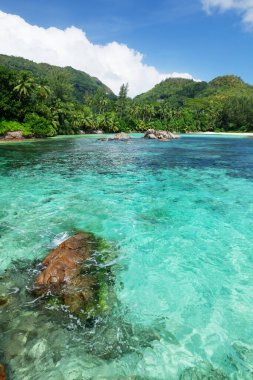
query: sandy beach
[{"left": 196, "top": 132, "right": 253, "bottom": 137}]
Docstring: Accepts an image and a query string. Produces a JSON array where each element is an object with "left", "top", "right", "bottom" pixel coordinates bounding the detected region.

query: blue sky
[{"left": 0, "top": 0, "right": 252, "bottom": 95}]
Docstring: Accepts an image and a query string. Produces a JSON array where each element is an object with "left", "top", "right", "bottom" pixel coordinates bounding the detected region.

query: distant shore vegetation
[{"left": 0, "top": 54, "right": 253, "bottom": 138}]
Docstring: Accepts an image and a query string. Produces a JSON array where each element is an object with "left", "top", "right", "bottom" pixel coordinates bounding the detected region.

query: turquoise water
[{"left": 1, "top": 134, "right": 253, "bottom": 379}]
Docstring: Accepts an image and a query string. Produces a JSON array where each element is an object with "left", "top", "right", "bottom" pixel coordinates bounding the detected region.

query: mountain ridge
[
  {"left": 0, "top": 54, "right": 114, "bottom": 102},
  {"left": 135, "top": 75, "right": 253, "bottom": 105}
]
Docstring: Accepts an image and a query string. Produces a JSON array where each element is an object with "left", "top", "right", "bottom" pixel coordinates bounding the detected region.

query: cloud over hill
[{"left": 0, "top": 10, "right": 195, "bottom": 97}]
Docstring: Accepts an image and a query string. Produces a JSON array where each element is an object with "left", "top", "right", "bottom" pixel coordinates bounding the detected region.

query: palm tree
[
  {"left": 37, "top": 83, "right": 51, "bottom": 100},
  {"left": 100, "top": 111, "right": 119, "bottom": 132},
  {"left": 72, "top": 111, "right": 85, "bottom": 128},
  {"left": 84, "top": 114, "right": 99, "bottom": 130},
  {"left": 50, "top": 100, "right": 65, "bottom": 129},
  {"left": 13, "top": 72, "right": 36, "bottom": 99},
  {"left": 128, "top": 103, "right": 141, "bottom": 120}
]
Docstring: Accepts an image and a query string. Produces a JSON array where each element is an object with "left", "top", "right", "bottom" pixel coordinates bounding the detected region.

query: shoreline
[
  {"left": 1, "top": 131, "right": 253, "bottom": 144},
  {"left": 193, "top": 132, "right": 253, "bottom": 137}
]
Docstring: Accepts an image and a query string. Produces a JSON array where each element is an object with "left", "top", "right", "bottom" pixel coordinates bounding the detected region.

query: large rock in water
[
  {"left": 4, "top": 131, "right": 24, "bottom": 140},
  {"left": 144, "top": 129, "right": 179, "bottom": 140},
  {"left": 113, "top": 132, "right": 131, "bottom": 140},
  {"left": 33, "top": 232, "right": 110, "bottom": 315}
]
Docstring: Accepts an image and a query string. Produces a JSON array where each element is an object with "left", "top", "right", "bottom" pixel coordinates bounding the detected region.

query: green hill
[
  {"left": 0, "top": 54, "right": 114, "bottom": 103},
  {"left": 199, "top": 75, "right": 253, "bottom": 98},
  {"left": 135, "top": 78, "right": 208, "bottom": 105},
  {"left": 135, "top": 75, "right": 253, "bottom": 106}
]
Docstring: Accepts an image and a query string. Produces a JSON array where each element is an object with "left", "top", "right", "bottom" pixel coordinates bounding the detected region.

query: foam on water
[{"left": 1, "top": 134, "right": 253, "bottom": 379}]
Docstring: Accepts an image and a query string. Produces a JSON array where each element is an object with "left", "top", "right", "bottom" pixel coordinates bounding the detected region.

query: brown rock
[
  {"left": 34, "top": 232, "right": 93, "bottom": 291},
  {"left": 0, "top": 364, "right": 6, "bottom": 380},
  {"left": 33, "top": 232, "right": 98, "bottom": 313}
]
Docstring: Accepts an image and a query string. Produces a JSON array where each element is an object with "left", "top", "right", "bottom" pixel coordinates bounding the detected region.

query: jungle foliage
[{"left": 0, "top": 54, "right": 253, "bottom": 137}]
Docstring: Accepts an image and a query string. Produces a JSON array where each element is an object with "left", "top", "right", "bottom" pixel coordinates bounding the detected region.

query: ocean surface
[{"left": 0, "top": 134, "right": 253, "bottom": 379}]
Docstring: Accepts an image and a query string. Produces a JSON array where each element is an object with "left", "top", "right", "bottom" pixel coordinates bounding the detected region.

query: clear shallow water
[{"left": 1, "top": 134, "right": 253, "bottom": 379}]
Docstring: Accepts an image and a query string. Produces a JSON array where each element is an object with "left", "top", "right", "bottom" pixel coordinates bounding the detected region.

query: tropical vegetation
[{"left": 0, "top": 54, "right": 253, "bottom": 138}]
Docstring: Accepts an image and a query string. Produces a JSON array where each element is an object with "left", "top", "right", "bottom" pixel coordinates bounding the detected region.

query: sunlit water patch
[{"left": 1, "top": 135, "right": 253, "bottom": 379}]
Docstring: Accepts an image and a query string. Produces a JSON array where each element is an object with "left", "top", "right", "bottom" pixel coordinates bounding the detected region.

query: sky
[{"left": 0, "top": 0, "right": 252, "bottom": 96}]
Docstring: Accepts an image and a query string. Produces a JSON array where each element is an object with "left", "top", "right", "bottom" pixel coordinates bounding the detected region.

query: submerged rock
[
  {"left": 4, "top": 131, "right": 24, "bottom": 140},
  {"left": 33, "top": 232, "right": 113, "bottom": 316},
  {"left": 144, "top": 129, "right": 179, "bottom": 140},
  {"left": 230, "top": 341, "right": 253, "bottom": 373},
  {"left": 0, "top": 253, "right": 182, "bottom": 377},
  {"left": 180, "top": 362, "right": 228, "bottom": 380},
  {"left": 97, "top": 138, "right": 108, "bottom": 141},
  {"left": 0, "top": 295, "right": 8, "bottom": 308},
  {"left": 28, "top": 339, "right": 47, "bottom": 359},
  {"left": 0, "top": 364, "right": 6, "bottom": 380}
]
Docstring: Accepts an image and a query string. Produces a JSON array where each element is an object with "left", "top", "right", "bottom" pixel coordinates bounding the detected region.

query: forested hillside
[
  {"left": 0, "top": 54, "right": 117, "bottom": 137},
  {"left": 136, "top": 76, "right": 253, "bottom": 104},
  {"left": 0, "top": 55, "right": 113, "bottom": 103},
  {"left": 135, "top": 78, "right": 208, "bottom": 105},
  {"left": 0, "top": 54, "right": 253, "bottom": 137},
  {"left": 135, "top": 76, "right": 253, "bottom": 132}
]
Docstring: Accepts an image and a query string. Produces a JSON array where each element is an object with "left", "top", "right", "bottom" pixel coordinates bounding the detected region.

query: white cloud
[
  {"left": 202, "top": 0, "right": 253, "bottom": 26},
  {"left": 0, "top": 10, "right": 196, "bottom": 97}
]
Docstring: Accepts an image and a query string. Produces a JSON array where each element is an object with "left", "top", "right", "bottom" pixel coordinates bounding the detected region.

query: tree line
[{"left": 0, "top": 64, "right": 253, "bottom": 138}]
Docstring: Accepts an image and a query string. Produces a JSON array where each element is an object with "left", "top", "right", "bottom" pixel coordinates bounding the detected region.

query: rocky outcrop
[
  {"left": 144, "top": 129, "right": 179, "bottom": 140},
  {"left": 113, "top": 132, "right": 131, "bottom": 140},
  {"left": 4, "top": 131, "right": 24, "bottom": 140},
  {"left": 33, "top": 232, "right": 111, "bottom": 316},
  {"left": 0, "top": 364, "right": 6, "bottom": 380},
  {"left": 98, "top": 132, "right": 131, "bottom": 142}
]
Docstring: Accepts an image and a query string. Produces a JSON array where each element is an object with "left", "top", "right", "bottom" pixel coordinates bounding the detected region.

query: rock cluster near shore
[
  {"left": 98, "top": 132, "right": 131, "bottom": 141},
  {"left": 144, "top": 129, "right": 179, "bottom": 140},
  {"left": 113, "top": 132, "right": 131, "bottom": 140}
]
